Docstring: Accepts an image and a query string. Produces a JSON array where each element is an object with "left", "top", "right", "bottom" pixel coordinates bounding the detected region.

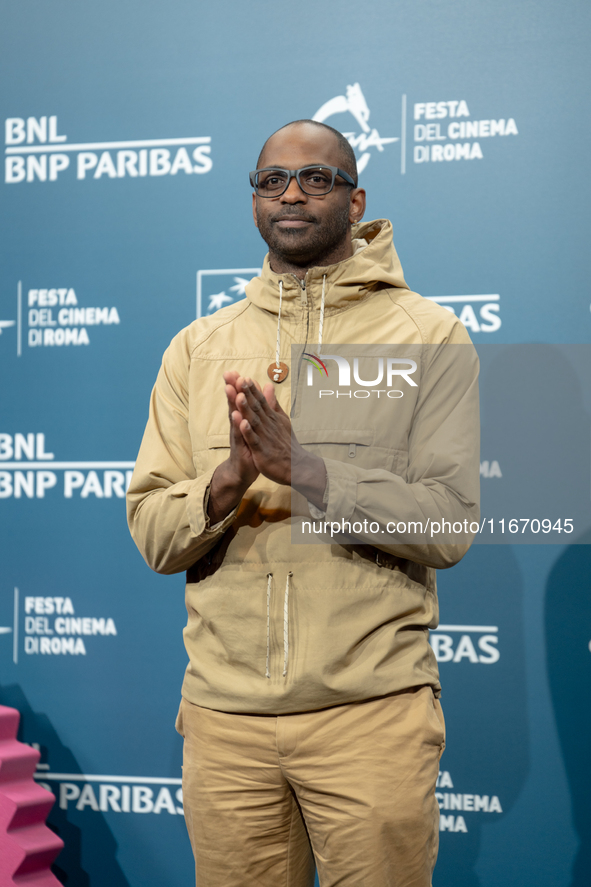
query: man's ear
[
  {"left": 349, "top": 187, "right": 366, "bottom": 225},
  {"left": 252, "top": 193, "right": 258, "bottom": 228}
]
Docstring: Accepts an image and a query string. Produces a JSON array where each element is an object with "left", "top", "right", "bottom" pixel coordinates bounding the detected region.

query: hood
[{"left": 245, "top": 219, "right": 409, "bottom": 316}]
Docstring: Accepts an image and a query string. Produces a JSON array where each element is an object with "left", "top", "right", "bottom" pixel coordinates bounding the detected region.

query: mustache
[{"left": 269, "top": 209, "right": 318, "bottom": 224}]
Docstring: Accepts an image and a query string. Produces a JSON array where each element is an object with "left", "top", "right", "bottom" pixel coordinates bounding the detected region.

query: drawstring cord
[
  {"left": 318, "top": 274, "right": 326, "bottom": 354},
  {"left": 266, "top": 573, "right": 272, "bottom": 679},
  {"left": 265, "top": 571, "right": 293, "bottom": 679},
  {"left": 274, "top": 280, "right": 283, "bottom": 372},
  {"left": 283, "top": 572, "right": 293, "bottom": 677}
]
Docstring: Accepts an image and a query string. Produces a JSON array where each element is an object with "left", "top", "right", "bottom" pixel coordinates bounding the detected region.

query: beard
[{"left": 256, "top": 202, "right": 351, "bottom": 267}]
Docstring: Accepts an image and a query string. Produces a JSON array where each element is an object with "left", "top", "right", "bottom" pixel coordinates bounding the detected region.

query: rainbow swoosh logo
[{"left": 302, "top": 352, "right": 328, "bottom": 376}]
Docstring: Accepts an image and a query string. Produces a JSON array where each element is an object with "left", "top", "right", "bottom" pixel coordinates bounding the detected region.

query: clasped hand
[
  {"left": 206, "top": 371, "right": 326, "bottom": 525},
  {"left": 225, "top": 370, "right": 293, "bottom": 488}
]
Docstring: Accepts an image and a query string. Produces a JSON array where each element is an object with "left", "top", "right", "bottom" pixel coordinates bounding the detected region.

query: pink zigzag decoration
[{"left": 0, "top": 704, "right": 63, "bottom": 887}]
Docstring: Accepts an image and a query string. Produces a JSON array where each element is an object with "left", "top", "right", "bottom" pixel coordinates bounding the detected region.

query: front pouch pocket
[{"left": 296, "top": 427, "right": 406, "bottom": 475}]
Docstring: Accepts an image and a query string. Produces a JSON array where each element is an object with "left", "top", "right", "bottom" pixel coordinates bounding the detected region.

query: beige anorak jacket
[{"left": 127, "top": 220, "right": 480, "bottom": 714}]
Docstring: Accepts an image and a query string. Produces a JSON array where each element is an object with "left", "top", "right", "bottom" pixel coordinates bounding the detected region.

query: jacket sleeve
[
  {"left": 318, "top": 338, "right": 480, "bottom": 569},
  {"left": 126, "top": 330, "right": 236, "bottom": 575}
]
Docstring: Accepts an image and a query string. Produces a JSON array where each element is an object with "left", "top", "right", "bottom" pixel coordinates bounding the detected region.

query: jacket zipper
[{"left": 299, "top": 274, "right": 307, "bottom": 305}]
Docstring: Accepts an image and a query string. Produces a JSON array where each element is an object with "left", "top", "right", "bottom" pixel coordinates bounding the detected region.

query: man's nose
[{"left": 280, "top": 175, "right": 308, "bottom": 203}]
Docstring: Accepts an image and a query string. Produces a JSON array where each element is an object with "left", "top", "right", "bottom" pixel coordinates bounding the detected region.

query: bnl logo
[{"left": 196, "top": 268, "right": 261, "bottom": 318}]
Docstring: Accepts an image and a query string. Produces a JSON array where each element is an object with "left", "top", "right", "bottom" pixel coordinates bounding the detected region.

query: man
[{"left": 127, "top": 119, "right": 479, "bottom": 886}]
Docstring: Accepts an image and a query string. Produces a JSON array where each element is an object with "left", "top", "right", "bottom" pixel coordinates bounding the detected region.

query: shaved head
[
  {"left": 251, "top": 119, "right": 366, "bottom": 277},
  {"left": 257, "top": 120, "right": 358, "bottom": 186}
]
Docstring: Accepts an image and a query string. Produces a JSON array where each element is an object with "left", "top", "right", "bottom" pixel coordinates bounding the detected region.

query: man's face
[{"left": 253, "top": 124, "right": 361, "bottom": 268}]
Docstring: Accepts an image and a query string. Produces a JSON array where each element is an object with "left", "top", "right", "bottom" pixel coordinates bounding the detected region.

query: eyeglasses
[{"left": 249, "top": 165, "right": 356, "bottom": 198}]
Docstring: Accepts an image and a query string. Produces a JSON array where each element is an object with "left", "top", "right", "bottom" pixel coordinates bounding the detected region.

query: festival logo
[
  {"left": 1, "top": 588, "right": 118, "bottom": 660},
  {"left": 1, "top": 282, "right": 121, "bottom": 355},
  {"left": 312, "top": 88, "right": 518, "bottom": 173},
  {"left": 412, "top": 101, "right": 518, "bottom": 165},
  {"left": 436, "top": 770, "right": 503, "bottom": 834},
  {"left": 313, "top": 83, "right": 399, "bottom": 173}
]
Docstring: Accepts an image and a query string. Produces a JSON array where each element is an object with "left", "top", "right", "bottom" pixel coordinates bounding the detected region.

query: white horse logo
[{"left": 313, "top": 83, "right": 398, "bottom": 173}]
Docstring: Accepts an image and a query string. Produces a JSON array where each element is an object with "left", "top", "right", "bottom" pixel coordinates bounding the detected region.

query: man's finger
[
  {"left": 225, "top": 383, "right": 238, "bottom": 403},
  {"left": 238, "top": 377, "right": 273, "bottom": 417},
  {"left": 230, "top": 409, "right": 243, "bottom": 431},
  {"left": 223, "top": 370, "right": 240, "bottom": 387},
  {"left": 239, "top": 418, "right": 261, "bottom": 449},
  {"left": 236, "top": 391, "right": 262, "bottom": 428},
  {"left": 225, "top": 383, "right": 239, "bottom": 419},
  {"left": 262, "top": 383, "right": 287, "bottom": 415},
  {"left": 230, "top": 410, "right": 254, "bottom": 457},
  {"left": 229, "top": 410, "right": 243, "bottom": 444}
]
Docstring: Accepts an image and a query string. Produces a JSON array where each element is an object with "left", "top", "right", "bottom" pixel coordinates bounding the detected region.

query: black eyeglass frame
[{"left": 249, "top": 165, "right": 357, "bottom": 198}]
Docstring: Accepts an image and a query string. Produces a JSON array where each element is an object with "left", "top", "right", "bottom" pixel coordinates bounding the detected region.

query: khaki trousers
[{"left": 177, "top": 686, "right": 445, "bottom": 887}]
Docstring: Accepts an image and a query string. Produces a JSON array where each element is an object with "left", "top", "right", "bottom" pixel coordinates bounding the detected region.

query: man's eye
[
  {"left": 260, "top": 173, "right": 286, "bottom": 189},
  {"left": 303, "top": 171, "right": 331, "bottom": 186}
]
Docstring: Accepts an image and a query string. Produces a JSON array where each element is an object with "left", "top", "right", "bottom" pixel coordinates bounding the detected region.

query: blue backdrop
[{"left": 1, "top": 1, "right": 590, "bottom": 885}]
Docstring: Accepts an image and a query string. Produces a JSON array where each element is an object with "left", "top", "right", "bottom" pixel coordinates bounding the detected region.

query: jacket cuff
[
  {"left": 322, "top": 458, "right": 358, "bottom": 524},
  {"left": 186, "top": 469, "right": 238, "bottom": 538},
  {"left": 307, "top": 467, "right": 331, "bottom": 519}
]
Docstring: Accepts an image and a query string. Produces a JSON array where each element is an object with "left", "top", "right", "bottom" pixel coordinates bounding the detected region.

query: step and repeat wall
[{"left": 1, "top": 1, "right": 590, "bottom": 885}]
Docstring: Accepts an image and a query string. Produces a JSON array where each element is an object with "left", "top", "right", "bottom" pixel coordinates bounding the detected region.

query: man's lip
[{"left": 274, "top": 218, "right": 313, "bottom": 227}]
